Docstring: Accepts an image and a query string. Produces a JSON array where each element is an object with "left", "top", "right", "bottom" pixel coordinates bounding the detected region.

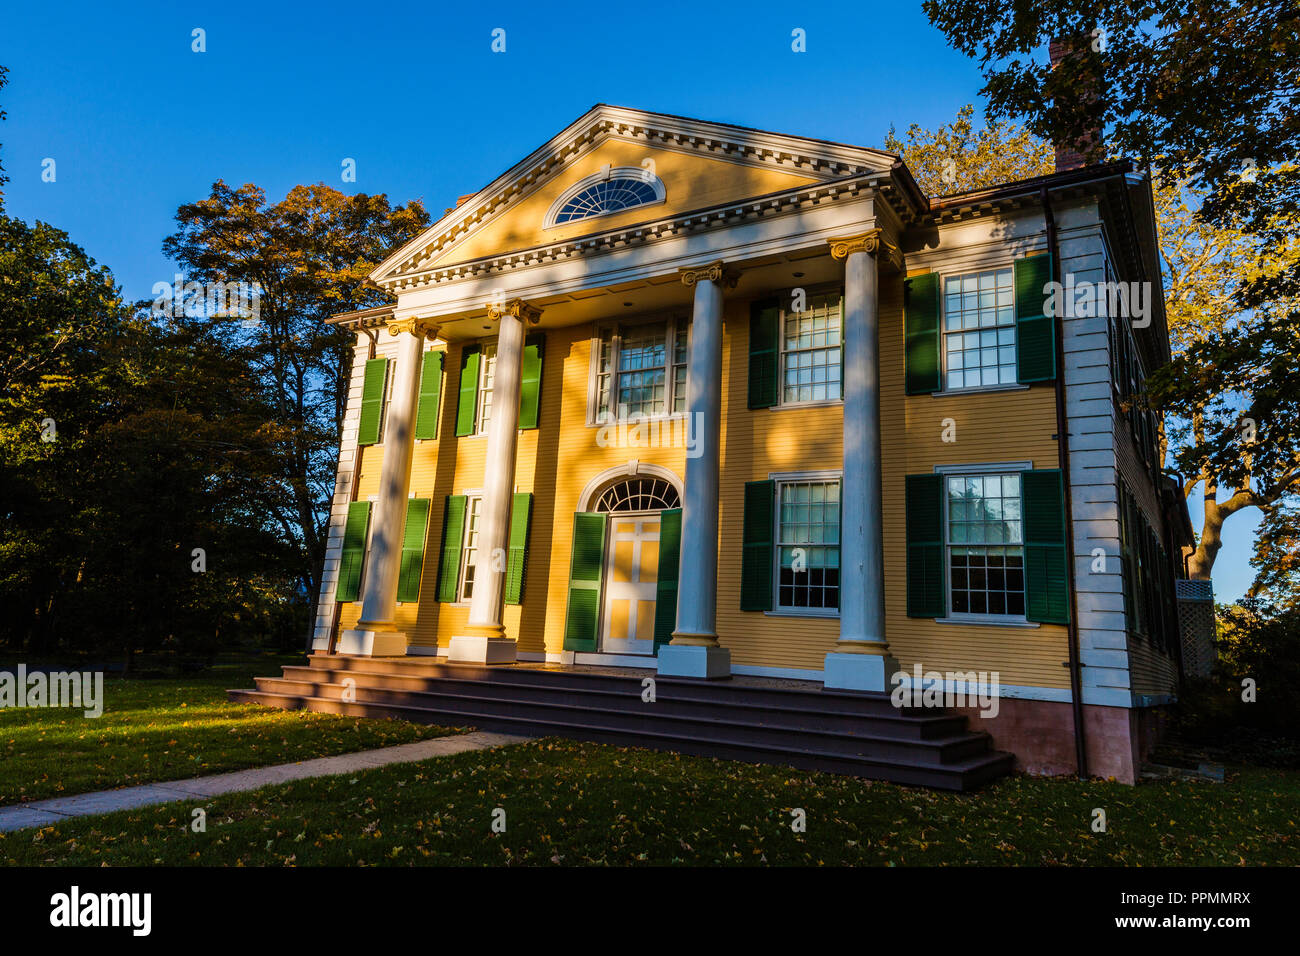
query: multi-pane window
[
  {"left": 781, "top": 292, "right": 842, "bottom": 404},
  {"left": 776, "top": 479, "right": 840, "bottom": 610},
  {"left": 617, "top": 321, "right": 666, "bottom": 418},
  {"left": 672, "top": 324, "right": 689, "bottom": 413},
  {"left": 943, "top": 268, "right": 1017, "bottom": 389},
  {"left": 458, "top": 496, "right": 483, "bottom": 603},
  {"left": 553, "top": 176, "right": 660, "bottom": 224},
  {"left": 593, "top": 317, "right": 690, "bottom": 422},
  {"left": 946, "top": 474, "right": 1025, "bottom": 616},
  {"left": 475, "top": 345, "right": 498, "bottom": 436}
]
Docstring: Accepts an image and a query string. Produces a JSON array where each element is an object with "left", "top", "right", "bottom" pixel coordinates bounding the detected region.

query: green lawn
[
  {"left": 4, "top": 738, "right": 1296, "bottom": 866},
  {"left": 0, "top": 660, "right": 460, "bottom": 806}
]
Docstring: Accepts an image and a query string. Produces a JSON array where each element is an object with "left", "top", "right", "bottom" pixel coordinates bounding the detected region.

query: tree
[
  {"left": 0, "top": 216, "right": 124, "bottom": 652},
  {"left": 1249, "top": 503, "right": 1300, "bottom": 613},
  {"left": 61, "top": 317, "right": 304, "bottom": 664},
  {"left": 1, "top": 215, "right": 303, "bottom": 662},
  {"left": 1151, "top": 177, "right": 1300, "bottom": 580},
  {"left": 884, "top": 104, "right": 1052, "bottom": 196},
  {"left": 921, "top": 0, "right": 1299, "bottom": 259},
  {"left": 162, "top": 182, "right": 430, "bottom": 615}
]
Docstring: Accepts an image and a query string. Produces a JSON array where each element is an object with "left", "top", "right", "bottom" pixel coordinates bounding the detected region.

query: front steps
[{"left": 229, "top": 654, "right": 1015, "bottom": 791}]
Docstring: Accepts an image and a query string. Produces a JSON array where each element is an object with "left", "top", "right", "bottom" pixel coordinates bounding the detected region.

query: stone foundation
[{"left": 951, "top": 697, "right": 1168, "bottom": 784}]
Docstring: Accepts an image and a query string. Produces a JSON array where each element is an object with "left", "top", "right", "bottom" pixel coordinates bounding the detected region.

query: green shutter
[
  {"left": 357, "top": 357, "right": 388, "bottom": 446},
  {"left": 904, "top": 273, "right": 941, "bottom": 395},
  {"left": 335, "top": 501, "right": 371, "bottom": 603},
  {"left": 1015, "top": 254, "right": 1057, "bottom": 383},
  {"left": 504, "top": 492, "right": 533, "bottom": 605},
  {"left": 518, "top": 335, "right": 544, "bottom": 430},
  {"left": 413, "top": 350, "right": 444, "bottom": 440},
  {"left": 435, "top": 495, "right": 468, "bottom": 603},
  {"left": 653, "top": 508, "right": 682, "bottom": 646},
  {"left": 396, "top": 498, "right": 431, "bottom": 603},
  {"left": 905, "top": 474, "right": 945, "bottom": 617},
  {"left": 748, "top": 298, "right": 780, "bottom": 409},
  {"left": 455, "top": 346, "right": 481, "bottom": 437},
  {"left": 740, "top": 480, "right": 774, "bottom": 611},
  {"left": 1023, "top": 468, "right": 1070, "bottom": 624},
  {"left": 563, "top": 513, "right": 607, "bottom": 651}
]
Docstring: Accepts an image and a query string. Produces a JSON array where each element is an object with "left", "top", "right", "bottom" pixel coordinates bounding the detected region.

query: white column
[
  {"left": 449, "top": 297, "right": 541, "bottom": 664},
  {"left": 657, "top": 261, "right": 737, "bottom": 680},
  {"left": 339, "top": 318, "right": 436, "bottom": 657},
  {"left": 824, "top": 232, "right": 899, "bottom": 692}
]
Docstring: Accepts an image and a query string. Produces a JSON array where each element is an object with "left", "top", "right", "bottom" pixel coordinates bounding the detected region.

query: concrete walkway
[{"left": 0, "top": 731, "right": 530, "bottom": 833}]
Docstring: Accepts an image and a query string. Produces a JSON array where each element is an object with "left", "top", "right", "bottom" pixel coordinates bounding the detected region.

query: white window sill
[
  {"left": 768, "top": 398, "right": 844, "bottom": 411},
  {"left": 934, "top": 615, "right": 1040, "bottom": 628},
  {"left": 764, "top": 608, "right": 839, "bottom": 619},
  {"left": 934, "top": 383, "right": 1030, "bottom": 396},
  {"left": 587, "top": 412, "right": 690, "bottom": 429}
]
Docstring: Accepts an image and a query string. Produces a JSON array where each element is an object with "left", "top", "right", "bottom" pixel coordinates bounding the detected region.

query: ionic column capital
[
  {"left": 386, "top": 317, "right": 439, "bottom": 338},
  {"left": 678, "top": 260, "right": 740, "bottom": 289},
  {"left": 828, "top": 229, "right": 901, "bottom": 269},
  {"left": 486, "top": 297, "right": 543, "bottom": 324}
]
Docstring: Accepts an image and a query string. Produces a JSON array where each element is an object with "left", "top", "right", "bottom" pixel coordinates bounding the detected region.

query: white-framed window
[
  {"left": 475, "top": 344, "right": 498, "bottom": 436},
  {"left": 592, "top": 315, "right": 690, "bottom": 423},
  {"left": 545, "top": 167, "right": 667, "bottom": 228},
  {"left": 775, "top": 477, "right": 841, "bottom": 612},
  {"left": 780, "top": 290, "right": 842, "bottom": 405},
  {"left": 457, "top": 495, "right": 483, "bottom": 603},
  {"left": 944, "top": 473, "right": 1026, "bottom": 618},
  {"left": 942, "top": 267, "right": 1017, "bottom": 390}
]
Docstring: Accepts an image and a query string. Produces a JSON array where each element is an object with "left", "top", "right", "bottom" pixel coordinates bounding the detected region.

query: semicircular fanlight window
[
  {"left": 554, "top": 177, "right": 661, "bottom": 224},
  {"left": 594, "top": 477, "right": 682, "bottom": 513}
]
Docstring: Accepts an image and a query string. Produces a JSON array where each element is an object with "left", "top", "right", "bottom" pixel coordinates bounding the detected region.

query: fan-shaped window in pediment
[{"left": 546, "top": 167, "right": 666, "bottom": 228}]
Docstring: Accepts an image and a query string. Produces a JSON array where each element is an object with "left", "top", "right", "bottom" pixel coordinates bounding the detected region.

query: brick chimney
[{"left": 1049, "top": 36, "right": 1103, "bottom": 171}]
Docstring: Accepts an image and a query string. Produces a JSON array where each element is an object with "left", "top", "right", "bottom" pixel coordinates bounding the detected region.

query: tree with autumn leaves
[
  {"left": 162, "top": 182, "right": 429, "bottom": 613},
  {"left": 0, "top": 175, "right": 428, "bottom": 661}
]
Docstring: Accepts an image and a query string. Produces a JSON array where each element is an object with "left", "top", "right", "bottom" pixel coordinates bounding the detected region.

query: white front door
[{"left": 601, "top": 514, "right": 661, "bottom": 656}]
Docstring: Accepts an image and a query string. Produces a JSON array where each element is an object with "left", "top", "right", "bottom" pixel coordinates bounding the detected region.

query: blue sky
[{"left": 2, "top": 0, "right": 1256, "bottom": 600}]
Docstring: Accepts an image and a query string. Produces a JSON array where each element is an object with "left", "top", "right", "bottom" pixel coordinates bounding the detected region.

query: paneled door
[{"left": 600, "top": 515, "right": 661, "bottom": 655}]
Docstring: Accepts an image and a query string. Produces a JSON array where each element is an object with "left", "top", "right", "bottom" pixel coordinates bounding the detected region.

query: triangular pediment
[{"left": 371, "top": 104, "right": 898, "bottom": 284}]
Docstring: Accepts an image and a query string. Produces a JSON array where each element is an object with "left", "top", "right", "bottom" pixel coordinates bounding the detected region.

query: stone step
[
  {"left": 308, "top": 654, "right": 916, "bottom": 717},
  {"left": 279, "top": 665, "right": 970, "bottom": 740},
  {"left": 254, "top": 676, "right": 993, "bottom": 763},
  {"left": 228, "top": 688, "right": 1015, "bottom": 791}
]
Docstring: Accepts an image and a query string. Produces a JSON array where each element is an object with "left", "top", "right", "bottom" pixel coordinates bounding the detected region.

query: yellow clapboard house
[{"left": 253, "top": 105, "right": 1189, "bottom": 785}]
